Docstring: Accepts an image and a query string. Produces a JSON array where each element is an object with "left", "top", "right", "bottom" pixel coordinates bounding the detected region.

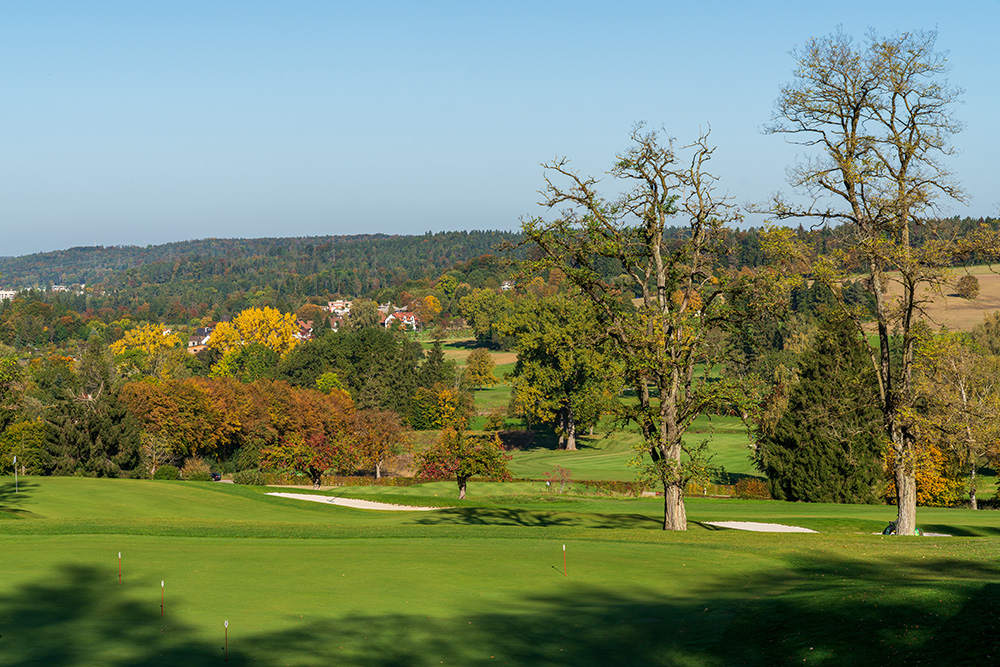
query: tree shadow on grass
[
  {"left": 411, "top": 507, "right": 660, "bottom": 530},
  {"left": 0, "top": 479, "right": 37, "bottom": 516},
  {"left": 3, "top": 552, "right": 1000, "bottom": 665},
  {"left": 918, "top": 523, "right": 1000, "bottom": 538},
  {"left": 0, "top": 564, "right": 227, "bottom": 666},
  {"left": 411, "top": 507, "right": 575, "bottom": 528}
]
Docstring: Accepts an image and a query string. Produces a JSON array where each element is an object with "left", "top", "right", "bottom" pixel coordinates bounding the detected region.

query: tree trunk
[
  {"left": 894, "top": 464, "right": 917, "bottom": 535},
  {"left": 457, "top": 476, "right": 467, "bottom": 500},
  {"left": 565, "top": 406, "right": 577, "bottom": 451},
  {"left": 969, "top": 465, "right": 978, "bottom": 510},
  {"left": 375, "top": 460, "right": 382, "bottom": 480},
  {"left": 662, "top": 483, "right": 687, "bottom": 530}
]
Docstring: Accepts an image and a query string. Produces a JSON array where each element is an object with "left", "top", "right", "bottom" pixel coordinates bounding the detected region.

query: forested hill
[{"left": 0, "top": 230, "right": 520, "bottom": 294}]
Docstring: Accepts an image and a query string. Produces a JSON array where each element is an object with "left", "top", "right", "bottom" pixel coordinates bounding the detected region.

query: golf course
[{"left": 3, "top": 474, "right": 1000, "bottom": 666}]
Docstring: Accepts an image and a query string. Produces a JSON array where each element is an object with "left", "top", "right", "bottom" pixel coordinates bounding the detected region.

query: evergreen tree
[
  {"left": 418, "top": 337, "right": 454, "bottom": 388},
  {"left": 755, "top": 315, "right": 885, "bottom": 503},
  {"left": 44, "top": 392, "right": 141, "bottom": 477}
]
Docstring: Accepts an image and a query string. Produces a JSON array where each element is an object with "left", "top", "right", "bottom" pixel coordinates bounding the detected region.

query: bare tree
[
  {"left": 763, "top": 29, "right": 998, "bottom": 533},
  {"left": 521, "top": 127, "right": 790, "bottom": 530}
]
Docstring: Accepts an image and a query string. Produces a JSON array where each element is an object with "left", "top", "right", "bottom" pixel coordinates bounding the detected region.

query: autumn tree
[
  {"left": 463, "top": 348, "right": 498, "bottom": 389},
  {"left": 261, "top": 432, "right": 356, "bottom": 489},
  {"left": 763, "top": 29, "right": 999, "bottom": 533},
  {"left": 955, "top": 275, "right": 980, "bottom": 300},
  {"left": 909, "top": 335, "right": 1000, "bottom": 509},
  {"left": 210, "top": 306, "right": 299, "bottom": 356},
  {"left": 0, "top": 355, "right": 26, "bottom": 432},
  {"left": 349, "top": 409, "right": 407, "bottom": 479},
  {"left": 0, "top": 419, "right": 47, "bottom": 475},
  {"left": 521, "top": 127, "right": 788, "bottom": 530},
  {"left": 295, "top": 303, "right": 326, "bottom": 324},
  {"left": 417, "top": 428, "right": 511, "bottom": 499},
  {"left": 109, "top": 322, "right": 186, "bottom": 381},
  {"left": 410, "top": 384, "right": 473, "bottom": 431},
  {"left": 415, "top": 295, "right": 442, "bottom": 325}
]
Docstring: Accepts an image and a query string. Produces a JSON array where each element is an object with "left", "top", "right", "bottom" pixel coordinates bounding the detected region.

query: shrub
[
  {"left": 153, "top": 465, "right": 181, "bottom": 480},
  {"left": 181, "top": 456, "right": 212, "bottom": 481},
  {"left": 544, "top": 466, "right": 572, "bottom": 493},
  {"left": 232, "top": 469, "right": 267, "bottom": 485},
  {"left": 735, "top": 478, "right": 772, "bottom": 500},
  {"left": 580, "top": 479, "right": 647, "bottom": 496},
  {"left": 956, "top": 275, "right": 980, "bottom": 299}
]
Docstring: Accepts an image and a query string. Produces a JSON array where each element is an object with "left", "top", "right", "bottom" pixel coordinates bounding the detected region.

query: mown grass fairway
[
  {"left": 506, "top": 414, "right": 759, "bottom": 483},
  {"left": 3, "top": 477, "right": 1000, "bottom": 665}
]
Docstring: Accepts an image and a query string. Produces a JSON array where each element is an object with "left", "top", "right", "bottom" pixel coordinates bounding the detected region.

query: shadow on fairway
[
  {"left": 918, "top": 523, "right": 1000, "bottom": 538},
  {"left": 0, "top": 564, "right": 231, "bottom": 665},
  {"left": 4, "top": 553, "right": 1000, "bottom": 666},
  {"left": 411, "top": 507, "right": 659, "bottom": 529},
  {"left": 0, "top": 479, "right": 37, "bottom": 516}
]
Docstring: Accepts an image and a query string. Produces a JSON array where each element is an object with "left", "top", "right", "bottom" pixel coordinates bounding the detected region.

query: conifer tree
[{"left": 755, "top": 315, "right": 885, "bottom": 503}]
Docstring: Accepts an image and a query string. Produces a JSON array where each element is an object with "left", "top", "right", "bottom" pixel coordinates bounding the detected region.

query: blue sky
[{"left": 1, "top": 1, "right": 997, "bottom": 257}]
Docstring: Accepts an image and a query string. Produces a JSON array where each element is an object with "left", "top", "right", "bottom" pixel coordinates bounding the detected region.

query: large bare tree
[
  {"left": 521, "top": 127, "right": 789, "bottom": 530},
  {"left": 764, "top": 29, "right": 997, "bottom": 534}
]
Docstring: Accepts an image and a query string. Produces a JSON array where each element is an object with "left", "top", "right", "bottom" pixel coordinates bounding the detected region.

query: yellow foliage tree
[
  {"left": 110, "top": 324, "right": 180, "bottom": 356},
  {"left": 417, "top": 295, "right": 442, "bottom": 324},
  {"left": 885, "top": 444, "right": 963, "bottom": 507},
  {"left": 210, "top": 307, "right": 299, "bottom": 356},
  {"left": 109, "top": 324, "right": 184, "bottom": 378}
]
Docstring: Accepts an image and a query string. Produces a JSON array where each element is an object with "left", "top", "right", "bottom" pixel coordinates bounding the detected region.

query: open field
[
  {"left": 875, "top": 265, "right": 1000, "bottom": 331},
  {"left": 3, "top": 477, "right": 1000, "bottom": 666}
]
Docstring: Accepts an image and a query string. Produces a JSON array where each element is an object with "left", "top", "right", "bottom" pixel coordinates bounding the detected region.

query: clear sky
[{"left": 1, "top": 1, "right": 997, "bottom": 257}]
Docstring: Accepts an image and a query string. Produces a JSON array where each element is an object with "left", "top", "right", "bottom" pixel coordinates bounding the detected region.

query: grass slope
[{"left": 3, "top": 477, "right": 1000, "bottom": 665}]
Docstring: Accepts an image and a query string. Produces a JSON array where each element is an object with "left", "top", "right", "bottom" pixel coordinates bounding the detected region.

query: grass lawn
[
  {"left": 505, "top": 414, "right": 760, "bottom": 483},
  {"left": 3, "top": 477, "right": 1000, "bottom": 665}
]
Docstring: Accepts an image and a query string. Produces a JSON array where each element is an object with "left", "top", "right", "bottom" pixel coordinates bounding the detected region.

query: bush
[
  {"left": 232, "top": 469, "right": 267, "bottom": 485},
  {"left": 956, "top": 275, "right": 980, "bottom": 299},
  {"left": 153, "top": 465, "right": 181, "bottom": 480},
  {"left": 735, "top": 478, "right": 772, "bottom": 500},
  {"left": 181, "top": 456, "right": 212, "bottom": 481},
  {"left": 580, "top": 479, "right": 648, "bottom": 496}
]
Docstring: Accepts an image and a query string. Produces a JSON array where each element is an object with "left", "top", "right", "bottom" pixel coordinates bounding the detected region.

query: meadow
[{"left": 3, "top": 476, "right": 1000, "bottom": 666}]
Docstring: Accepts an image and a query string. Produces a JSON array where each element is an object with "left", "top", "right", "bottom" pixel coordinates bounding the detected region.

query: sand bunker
[
  {"left": 705, "top": 521, "right": 818, "bottom": 533},
  {"left": 265, "top": 492, "right": 446, "bottom": 511}
]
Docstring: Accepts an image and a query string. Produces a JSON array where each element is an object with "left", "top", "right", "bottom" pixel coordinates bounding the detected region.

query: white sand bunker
[
  {"left": 705, "top": 521, "right": 818, "bottom": 533},
  {"left": 266, "top": 492, "right": 446, "bottom": 511}
]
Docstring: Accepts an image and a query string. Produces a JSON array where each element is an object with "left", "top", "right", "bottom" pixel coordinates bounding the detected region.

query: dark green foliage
[
  {"left": 418, "top": 338, "right": 454, "bottom": 388},
  {"left": 43, "top": 392, "right": 142, "bottom": 478},
  {"left": 210, "top": 343, "right": 279, "bottom": 382},
  {"left": 153, "top": 464, "right": 181, "bottom": 480},
  {"left": 0, "top": 232, "right": 521, "bottom": 329},
  {"left": 277, "top": 327, "right": 421, "bottom": 417},
  {"left": 0, "top": 356, "right": 25, "bottom": 431},
  {"left": 755, "top": 315, "right": 885, "bottom": 503}
]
